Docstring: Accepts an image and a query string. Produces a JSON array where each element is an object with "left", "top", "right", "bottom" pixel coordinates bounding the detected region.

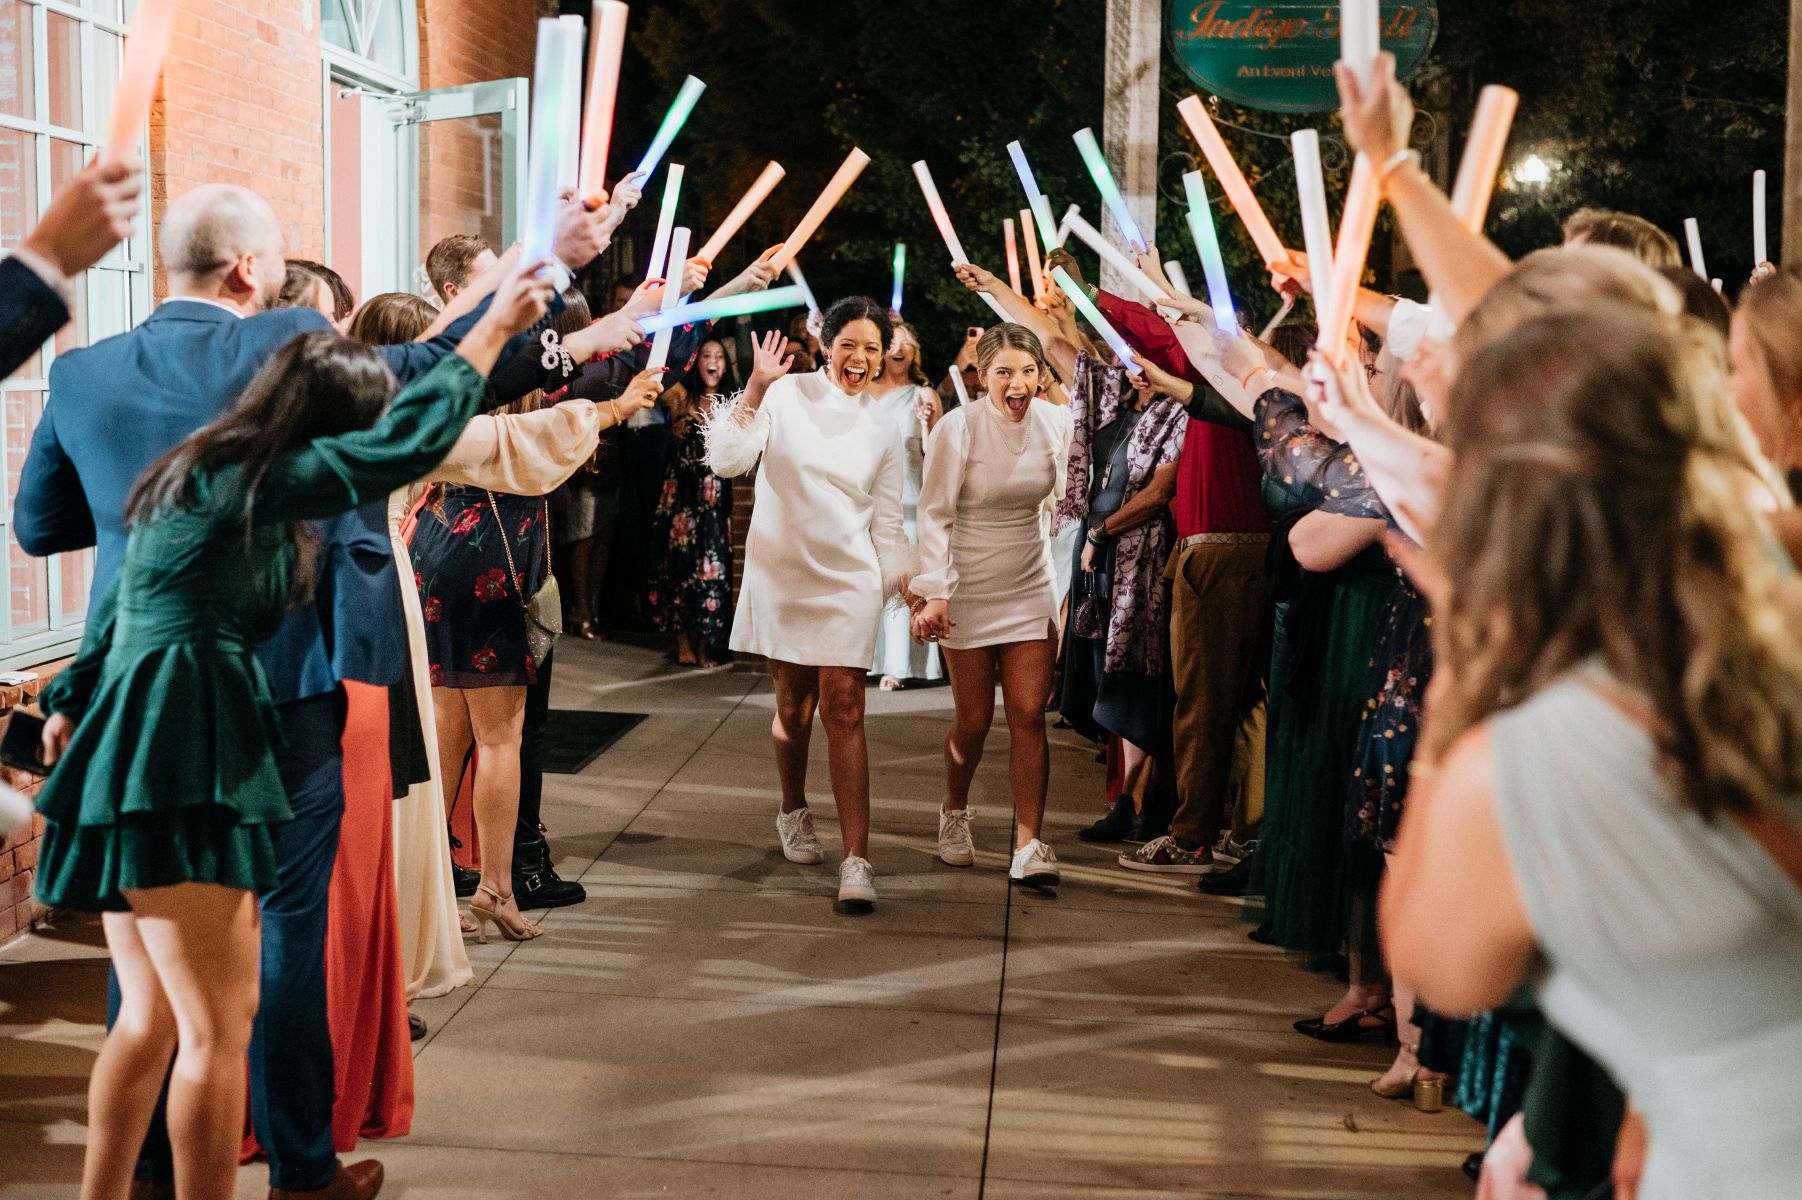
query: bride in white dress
[
  {"left": 909, "top": 324, "right": 1070, "bottom": 888},
  {"left": 867, "top": 321, "right": 944, "bottom": 689},
  {"left": 703, "top": 296, "right": 913, "bottom": 909}
]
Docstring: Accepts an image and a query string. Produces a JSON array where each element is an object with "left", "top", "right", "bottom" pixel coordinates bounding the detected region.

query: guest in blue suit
[
  {"left": 13, "top": 181, "right": 612, "bottom": 1200},
  {"left": 1, "top": 156, "right": 142, "bottom": 379}
]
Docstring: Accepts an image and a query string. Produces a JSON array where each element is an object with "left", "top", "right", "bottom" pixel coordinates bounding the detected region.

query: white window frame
[{"left": 0, "top": 0, "right": 153, "bottom": 670}]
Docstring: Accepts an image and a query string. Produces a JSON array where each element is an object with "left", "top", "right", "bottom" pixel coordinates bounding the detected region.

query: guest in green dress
[{"left": 28, "top": 264, "right": 551, "bottom": 1200}]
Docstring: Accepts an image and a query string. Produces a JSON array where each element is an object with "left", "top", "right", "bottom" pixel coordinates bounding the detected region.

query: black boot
[
  {"left": 451, "top": 861, "right": 479, "bottom": 899},
  {"left": 513, "top": 833, "right": 587, "bottom": 910},
  {"left": 1077, "top": 801, "right": 1135, "bottom": 844}
]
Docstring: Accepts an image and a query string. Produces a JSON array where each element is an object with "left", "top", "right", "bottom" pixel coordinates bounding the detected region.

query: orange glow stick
[
  {"left": 1020, "top": 209, "right": 1045, "bottom": 303},
  {"left": 694, "top": 160, "right": 785, "bottom": 265},
  {"left": 1004, "top": 217, "right": 1022, "bottom": 294},
  {"left": 769, "top": 148, "right": 871, "bottom": 272},
  {"left": 1316, "top": 153, "right": 1380, "bottom": 360},
  {"left": 1447, "top": 86, "right": 1519, "bottom": 233},
  {"left": 103, "top": 0, "right": 178, "bottom": 165},
  {"left": 1175, "top": 95, "right": 1287, "bottom": 268},
  {"left": 577, "top": 0, "right": 629, "bottom": 205}
]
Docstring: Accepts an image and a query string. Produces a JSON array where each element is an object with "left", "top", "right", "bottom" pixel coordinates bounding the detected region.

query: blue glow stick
[
  {"left": 634, "top": 75, "right": 706, "bottom": 181},
  {"left": 1006, "top": 140, "right": 1060, "bottom": 254},
  {"left": 522, "top": 19, "right": 582, "bottom": 264},
  {"left": 1051, "top": 266, "right": 1141, "bottom": 376},
  {"left": 1185, "top": 188, "right": 1239, "bottom": 335},
  {"left": 638, "top": 283, "right": 809, "bottom": 335},
  {"left": 1073, "top": 127, "right": 1147, "bottom": 252},
  {"left": 891, "top": 242, "right": 906, "bottom": 313}
]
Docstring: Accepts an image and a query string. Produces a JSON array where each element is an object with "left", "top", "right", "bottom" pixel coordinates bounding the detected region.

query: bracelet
[
  {"left": 608, "top": 398, "right": 623, "bottom": 426},
  {"left": 1238, "top": 363, "right": 1270, "bottom": 392},
  {"left": 1378, "top": 148, "right": 1422, "bottom": 182},
  {"left": 1087, "top": 524, "right": 1109, "bottom": 544}
]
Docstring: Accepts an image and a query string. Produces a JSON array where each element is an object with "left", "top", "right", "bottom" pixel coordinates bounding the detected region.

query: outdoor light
[{"left": 1515, "top": 153, "right": 1552, "bottom": 186}]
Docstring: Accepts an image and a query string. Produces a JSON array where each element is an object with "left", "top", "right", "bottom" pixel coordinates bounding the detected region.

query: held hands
[
  {"left": 910, "top": 598, "right": 953, "bottom": 644},
  {"left": 1335, "top": 51, "right": 1414, "bottom": 165},
  {"left": 24, "top": 157, "right": 142, "bottom": 278},
  {"left": 40, "top": 712, "right": 74, "bottom": 769}
]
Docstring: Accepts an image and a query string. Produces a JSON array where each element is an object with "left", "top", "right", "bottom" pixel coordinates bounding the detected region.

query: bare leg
[
  {"left": 816, "top": 665, "right": 871, "bottom": 859},
  {"left": 940, "top": 646, "right": 996, "bottom": 813},
  {"left": 79, "top": 912, "right": 179, "bottom": 1200},
  {"left": 433, "top": 685, "right": 474, "bottom": 822},
  {"left": 768, "top": 660, "right": 820, "bottom": 815},
  {"left": 676, "top": 631, "right": 699, "bottom": 667},
  {"left": 1119, "top": 739, "right": 1149, "bottom": 814},
  {"left": 467, "top": 685, "right": 528, "bottom": 893},
  {"left": 997, "top": 637, "right": 1056, "bottom": 847},
  {"left": 127, "top": 883, "right": 261, "bottom": 1200}
]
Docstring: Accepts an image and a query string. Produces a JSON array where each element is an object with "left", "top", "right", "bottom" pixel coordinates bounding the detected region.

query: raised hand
[
  {"left": 1269, "top": 248, "right": 1313, "bottom": 297},
  {"left": 1129, "top": 352, "right": 1189, "bottom": 403},
  {"left": 725, "top": 246, "right": 780, "bottom": 296},
  {"left": 1045, "top": 247, "right": 1084, "bottom": 289},
  {"left": 1336, "top": 51, "right": 1413, "bottom": 164},
  {"left": 554, "top": 190, "right": 611, "bottom": 271},
  {"left": 954, "top": 262, "right": 1001, "bottom": 294},
  {"left": 489, "top": 257, "right": 557, "bottom": 335},
  {"left": 622, "top": 278, "right": 665, "bottom": 323},
  {"left": 680, "top": 256, "right": 710, "bottom": 297},
  {"left": 607, "top": 170, "right": 647, "bottom": 218},
  {"left": 24, "top": 157, "right": 142, "bottom": 278},
  {"left": 748, "top": 330, "right": 794, "bottom": 391}
]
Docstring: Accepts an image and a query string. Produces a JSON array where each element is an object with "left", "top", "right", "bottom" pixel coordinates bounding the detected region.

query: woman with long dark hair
[
  {"left": 704, "top": 297, "right": 913, "bottom": 909},
  {"left": 29, "top": 262, "right": 551, "bottom": 1200}
]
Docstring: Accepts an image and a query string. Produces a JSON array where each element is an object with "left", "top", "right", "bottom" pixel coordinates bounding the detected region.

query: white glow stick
[
  {"left": 1711, "top": 278, "right": 1724, "bottom": 294},
  {"left": 1290, "top": 132, "right": 1338, "bottom": 349},
  {"left": 521, "top": 19, "right": 582, "bottom": 263},
  {"left": 555, "top": 14, "right": 585, "bottom": 192},
  {"left": 912, "top": 159, "right": 1009, "bottom": 320},
  {"left": 1051, "top": 266, "right": 1141, "bottom": 376},
  {"left": 1186, "top": 210, "right": 1238, "bottom": 335},
  {"left": 1056, "top": 204, "right": 1080, "bottom": 247},
  {"left": 948, "top": 365, "right": 970, "bottom": 405},
  {"left": 645, "top": 163, "right": 684, "bottom": 283},
  {"left": 646, "top": 226, "right": 689, "bottom": 373},
  {"left": 1341, "top": 0, "right": 1380, "bottom": 87},
  {"left": 1684, "top": 218, "right": 1708, "bottom": 281},
  {"left": 1063, "top": 210, "right": 1166, "bottom": 302},
  {"left": 1165, "top": 261, "right": 1192, "bottom": 297},
  {"left": 785, "top": 262, "right": 819, "bottom": 314},
  {"left": 1754, "top": 170, "right": 1769, "bottom": 265},
  {"left": 1006, "top": 141, "right": 1060, "bottom": 254}
]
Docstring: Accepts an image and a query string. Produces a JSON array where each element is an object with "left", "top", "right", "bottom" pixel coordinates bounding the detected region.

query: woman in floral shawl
[{"left": 1055, "top": 350, "right": 1188, "bottom": 826}]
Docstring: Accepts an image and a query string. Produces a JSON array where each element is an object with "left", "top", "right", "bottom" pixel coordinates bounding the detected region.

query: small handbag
[{"left": 486, "top": 492, "right": 562, "bottom": 663}]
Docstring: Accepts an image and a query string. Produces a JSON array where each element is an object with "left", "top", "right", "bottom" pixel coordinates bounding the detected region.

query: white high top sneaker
[{"left": 937, "top": 806, "right": 975, "bottom": 867}]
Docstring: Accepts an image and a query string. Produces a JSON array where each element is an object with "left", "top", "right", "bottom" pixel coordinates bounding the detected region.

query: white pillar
[{"left": 1102, "top": 0, "right": 1161, "bottom": 293}]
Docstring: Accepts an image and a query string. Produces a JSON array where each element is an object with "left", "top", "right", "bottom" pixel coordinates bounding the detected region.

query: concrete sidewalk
[{"left": 0, "top": 638, "right": 1483, "bottom": 1198}]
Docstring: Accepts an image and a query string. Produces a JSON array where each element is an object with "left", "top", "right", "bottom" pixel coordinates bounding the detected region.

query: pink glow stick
[
  {"left": 1004, "top": 218, "right": 1022, "bottom": 294},
  {"left": 103, "top": 0, "right": 178, "bottom": 165},
  {"left": 694, "top": 161, "right": 785, "bottom": 265},
  {"left": 1447, "top": 85, "right": 1519, "bottom": 233},
  {"left": 1316, "top": 153, "right": 1380, "bottom": 360},
  {"left": 770, "top": 148, "right": 871, "bottom": 272},
  {"left": 1175, "top": 94, "right": 1288, "bottom": 268},
  {"left": 912, "top": 159, "right": 1008, "bottom": 320},
  {"left": 1020, "top": 209, "right": 1045, "bottom": 303},
  {"left": 577, "top": 0, "right": 629, "bottom": 206}
]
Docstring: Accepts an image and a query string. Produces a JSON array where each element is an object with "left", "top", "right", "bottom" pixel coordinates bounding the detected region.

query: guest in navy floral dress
[
  {"left": 411, "top": 486, "right": 549, "bottom": 688},
  {"left": 646, "top": 339, "right": 736, "bottom": 667}
]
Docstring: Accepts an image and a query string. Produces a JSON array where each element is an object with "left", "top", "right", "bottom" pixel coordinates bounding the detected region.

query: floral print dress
[
  {"left": 645, "top": 413, "right": 733, "bottom": 660},
  {"left": 408, "top": 483, "right": 549, "bottom": 688}
]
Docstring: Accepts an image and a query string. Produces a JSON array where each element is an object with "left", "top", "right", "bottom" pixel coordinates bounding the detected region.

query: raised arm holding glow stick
[
  {"left": 1684, "top": 218, "right": 1708, "bottom": 281},
  {"left": 639, "top": 283, "right": 808, "bottom": 336},
  {"left": 1175, "top": 94, "right": 1288, "bottom": 268},
  {"left": 1062, "top": 210, "right": 1167, "bottom": 302},
  {"left": 646, "top": 227, "right": 690, "bottom": 372},
  {"left": 103, "top": 0, "right": 178, "bottom": 165},
  {"left": 577, "top": 0, "right": 629, "bottom": 206},
  {"left": 645, "top": 163, "right": 685, "bottom": 283},
  {"left": 694, "top": 161, "right": 785, "bottom": 265},
  {"left": 522, "top": 19, "right": 583, "bottom": 262},
  {"left": 1182, "top": 172, "right": 1239, "bottom": 334},
  {"left": 891, "top": 243, "right": 906, "bottom": 314},
  {"left": 1006, "top": 141, "right": 1059, "bottom": 254},
  {"left": 634, "top": 75, "right": 706, "bottom": 181},
  {"left": 1754, "top": 170, "right": 1769, "bottom": 265},
  {"left": 1050, "top": 266, "right": 1142, "bottom": 376},
  {"left": 1073, "top": 126, "right": 1147, "bottom": 251},
  {"left": 1021, "top": 209, "right": 1046, "bottom": 303},
  {"left": 1447, "top": 86, "right": 1519, "bottom": 231},
  {"left": 1289, "top": 132, "right": 1338, "bottom": 339},
  {"left": 769, "top": 148, "right": 871, "bottom": 272},
  {"left": 912, "top": 159, "right": 1009, "bottom": 320}
]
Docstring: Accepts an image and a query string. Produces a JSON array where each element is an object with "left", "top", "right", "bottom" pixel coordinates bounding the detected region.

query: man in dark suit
[
  {"left": 1, "top": 156, "right": 141, "bottom": 379},
  {"left": 14, "top": 181, "right": 610, "bottom": 1200}
]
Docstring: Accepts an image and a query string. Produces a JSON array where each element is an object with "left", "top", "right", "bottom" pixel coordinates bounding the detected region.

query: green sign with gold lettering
[{"left": 1167, "top": 3, "right": 1440, "bottom": 113}]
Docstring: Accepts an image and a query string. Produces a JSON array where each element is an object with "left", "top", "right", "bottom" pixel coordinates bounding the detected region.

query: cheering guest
[
  {"left": 704, "top": 300, "right": 913, "bottom": 909},
  {"left": 869, "top": 322, "right": 944, "bottom": 689},
  {"left": 909, "top": 324, "right": 1070, "bottom": 886}
]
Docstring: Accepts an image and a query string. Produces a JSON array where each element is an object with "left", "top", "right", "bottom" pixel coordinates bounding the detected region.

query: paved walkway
[{"left": 1, "top": 639, "right": 1482, "bottom": 1198}]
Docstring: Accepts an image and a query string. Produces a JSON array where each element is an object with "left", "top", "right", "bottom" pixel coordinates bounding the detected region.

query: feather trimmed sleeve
[{"left": 701, "top": 390, "right": 771, "bottom": 478}]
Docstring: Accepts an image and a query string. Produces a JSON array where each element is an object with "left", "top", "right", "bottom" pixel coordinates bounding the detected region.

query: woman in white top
[
  {"left": 910, "top": 325, "right": 1071, "bottom": 887},
  {"left": 1380, "top": 310, "right": 1802, "bottom": 1200},
  {"left": 704, "top": 296, "right": 913, "bottom": 908},
  {"left": 867, "top": 321, "right": 944, "bottom": 689}
]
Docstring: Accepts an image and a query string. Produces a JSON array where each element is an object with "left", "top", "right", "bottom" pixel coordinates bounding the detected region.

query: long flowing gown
[{"left": 868, "top": 383, "right": 942, "bottom": 680}]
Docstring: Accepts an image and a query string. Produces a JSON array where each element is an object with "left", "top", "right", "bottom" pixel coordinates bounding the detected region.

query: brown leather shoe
[
  {"left": 129, "top": 1183, "right": 175, "bottom": 1200},
  {"left": 269, "top": 1160, "right": 384, "bottom": 1200}
]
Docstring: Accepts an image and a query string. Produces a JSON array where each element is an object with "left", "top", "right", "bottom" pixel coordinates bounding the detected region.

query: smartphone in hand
[{"left": 0, "top": 710, "right": 49, "bottom": 776}]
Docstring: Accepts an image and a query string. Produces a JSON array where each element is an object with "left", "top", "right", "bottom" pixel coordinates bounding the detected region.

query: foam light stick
[
  {"left": 1165, "top": 260, "right": 1192, "bottom": 297},
  {"left": 1004, "top": 219, "right": 1022, "bottom": 294},
  {"left": 1447, "top": 86, "right": 1519, "bottom": 232},
  {"left": 891, "top": 243, "right": 907, "bottom": 313},
  {"left": 1684, "top": 218, "right": 1708, "bottom": 281},
  {"left": 1056, "top": 204, "right": 1080, "bottom": 247},
  {"left": 1020, "top": 209, "right": 1045, "bottom": 302},
  {"left": 635, "top": 75, "right": 706, "bottom": 181},
  {"left": 1315, "top": 153, "right": 1380, "bottom": 359},
  {"left": 1712, "top": 278, "right": 1724, "bottom": 294},
  {"left": 770, "top": 148, "right": 871, "bottom": 272},
  {"left": 1051, "top": 266, "right": 1141, "bottom": 377},
  {"left": 1073, "top": 126, "right": 1147, "bottom": 252},
  {"left": 1754, "top": 170, "right": 1769, "bottom": 265},
  {"left": 1006, "top": 141, "right": 1059, "bottom": 254},
  {"left": 785, "top": 262, "right": 819, "bottom": 314},
  {"left": 694, "top": 161, "right": 785, "bottom": 265},
  {"left": 1289, "top": 133, "right": 1338, "bottom": 343},
  {"left": 577, "top": 0, "right": 629, "bottom": 205},
  {"left": 1183, "top": 176, "right": 1238, "bottom": 334},
  {"left": 522, "top": 19, "right": 583, "bottom": 263},
  {"left": 1341, "top": 0, "right": 1380, "bottom": 86},
  {"left": 912, "top": 159, "right": 1009, "bottom": 320},
  {"left": 1176, "top": 94, "right": 1287, "bottom": 268},
  {"left": 644, "top": 163, "right": 684, "bottom": 284},
  {"left": 1063, "top": 210, "right": 1167, "bottom": 303},
  {"left": 948, "top": 365, "right": 970, "bottom": 405},
  {"left": 103, "top": 0, "right": 178, "bottom": 165},
  {"left": 646, "top": 227, "right": 690, "bottom": 372},
  {"left": 638, "top": 283, "right": 809, "bottom": 336},
  {"left": 555, "top": 15, "right": 586, "bottom": 192}
]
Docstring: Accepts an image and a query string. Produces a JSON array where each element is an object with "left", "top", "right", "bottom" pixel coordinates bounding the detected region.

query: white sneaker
[
  {"left": 776, "top": 806, "right": 824, "bottom": 864},
  {"left": 1010, "top": 839, "right": 1061, "bottom": 888},
  {"left": 938, "top": 806, "right": 975, "bottom": 867},
  {"left": 838, "top": 855, "right": 877, "bottom": 906}
]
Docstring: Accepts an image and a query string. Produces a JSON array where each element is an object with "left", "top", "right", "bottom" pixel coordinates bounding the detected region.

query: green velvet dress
[{"left": 32, "top": 354, "right": 487, "bottom": 913}]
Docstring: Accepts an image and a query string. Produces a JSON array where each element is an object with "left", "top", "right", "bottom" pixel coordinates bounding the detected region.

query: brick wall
[{"left": 0, "top": 670, "right": 58, "bottom": 942}]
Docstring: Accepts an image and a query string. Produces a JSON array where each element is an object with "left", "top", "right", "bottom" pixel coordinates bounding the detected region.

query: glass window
[
  {"left": 320, "top": 0, "right": 417, "bottom": 88},
  {"left": 0, "top": 0, "right": 150, "bottom": 666}
]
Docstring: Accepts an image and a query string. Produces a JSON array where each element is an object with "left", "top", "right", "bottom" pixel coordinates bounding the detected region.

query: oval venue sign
[{"left": 1167, "top": 2, "right": 1440, "bottom": 114}]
